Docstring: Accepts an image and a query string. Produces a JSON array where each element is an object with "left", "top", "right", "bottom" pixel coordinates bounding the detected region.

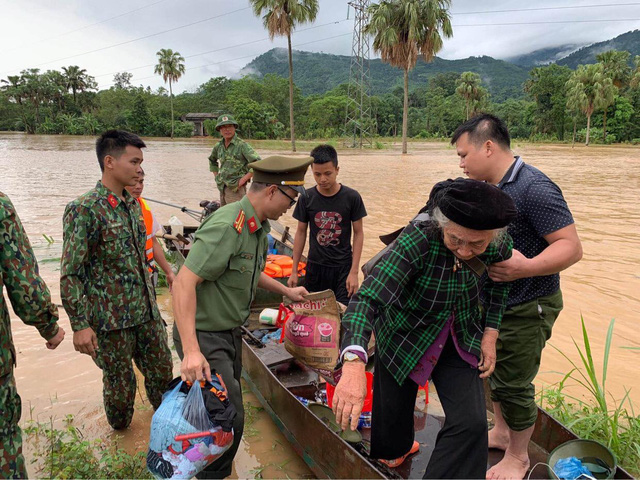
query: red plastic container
[{"left": 326, "top": 371, "right": 374, "bottom": 413}]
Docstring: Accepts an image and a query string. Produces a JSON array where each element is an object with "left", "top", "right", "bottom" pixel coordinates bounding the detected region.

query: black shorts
[{"left": 304, "top": 262, "right": 351, "bottom": 305}]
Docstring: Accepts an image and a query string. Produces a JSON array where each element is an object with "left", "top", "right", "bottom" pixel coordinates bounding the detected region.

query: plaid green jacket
[{"left": 341, "top": 221, "right": 513, "bottom": 385}]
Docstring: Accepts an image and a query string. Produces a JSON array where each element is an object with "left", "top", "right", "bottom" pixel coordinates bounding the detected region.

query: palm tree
[
  {"left": 1, "top": 75, "right": 24, "bottom": 105},
  {"left": 62, "top": 66, "right": 90, "bottom": 104},
  {"left": 365, "top": 0, "right": 452, "bottom": 153},
  {"left": 455, "top": 72, "right": 487, "bottom": 120},
  {"left": 154, "top": 48, "right": 186, "bottom": 138},
  {"left": 251, "top": 0, "right": 319, "bottom": 152},
  {"left": 565, "top": 63, "right": 616, "bottom": 146},
  {"left": 596, "top": 50, "right": 630, "bottom": 141}
]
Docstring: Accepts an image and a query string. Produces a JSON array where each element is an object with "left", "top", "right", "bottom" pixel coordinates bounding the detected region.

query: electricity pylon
[{"left": 343, "top": 0, "right": 373, "bottom": 148}]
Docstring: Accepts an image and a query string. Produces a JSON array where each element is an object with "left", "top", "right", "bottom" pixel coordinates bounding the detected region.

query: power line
[
  {"left": 92, "top": 18, "right": 350, "bottom": 80},
  {"left": 102, "top": 31, "right": 353, "bottom": 88},
  {"left": 451, "top": 2, "right": 640, "bottom": 15},
  {"left": 453, "top": 18, "right": 640, "bottom": 26},
  {"left": 5, "top": 0, "right": 170, "bottom": 54},
  {"left": 100, "top": 14, "right": 640, "bottom": 88},
  {"left": 1, "top": 6, "right": 252, "bottom": 76}
]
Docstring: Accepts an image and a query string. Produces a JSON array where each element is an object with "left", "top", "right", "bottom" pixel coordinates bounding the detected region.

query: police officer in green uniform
[
  {"left": 60, "top": 130, "right": 173, "bottom": 430},
  {"left": 209, "top": 114, "right": 261, "bottom": 206},
  {"left": 172, "top": 155, "right": 313, "bottom": 478},
  {"left": 1, "top": 192, "right": 65, "bottom": 478}
]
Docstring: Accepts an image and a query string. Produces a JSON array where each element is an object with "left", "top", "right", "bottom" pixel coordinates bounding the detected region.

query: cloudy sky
[{"left": 1, "top": 0, "right": 639, "bottom": 92}]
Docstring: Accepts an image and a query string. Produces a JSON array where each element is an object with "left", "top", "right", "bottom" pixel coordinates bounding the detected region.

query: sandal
[{"left": 379, "top": 440, "right": 420, "bottom": 468}]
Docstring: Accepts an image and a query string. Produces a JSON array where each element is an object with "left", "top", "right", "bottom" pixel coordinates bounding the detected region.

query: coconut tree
[
  {"left": 365, "top": 0, "right": 452, "bottom": 153},
  {"left": 455, "top": 72, "right": 487, "bottom": 120},
  {"left": 565, "top": 63, "right": 616, "bottom": 146},
  {"left": 250, "top": 0, "right": 319, "bottom": 152},
  {"left": 62, "top": 66, "right": 91, "bottom": 104},
  {"left": 596, "top": 50, "right": 630, "bottom": 141},
  {"left": 1, "top": 75, "right": 24, "bottom": 105},
  {"left": 154, "top": 48, "right": 186, "bottom": 138}
]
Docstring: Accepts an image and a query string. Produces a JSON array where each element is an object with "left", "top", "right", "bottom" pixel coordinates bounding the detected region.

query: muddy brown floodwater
[{"left": 1, "top": 133, "right": 639, "bottom": 478}]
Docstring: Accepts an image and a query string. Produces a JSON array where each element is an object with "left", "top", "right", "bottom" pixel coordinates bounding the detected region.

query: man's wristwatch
[{"left": 343, "top": 351, "right": 365, "bottom": 363}]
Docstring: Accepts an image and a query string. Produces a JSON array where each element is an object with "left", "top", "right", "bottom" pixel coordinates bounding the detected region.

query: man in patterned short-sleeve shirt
[
  {"left": 208, "top": 114, "right": 261, "bottom": 206},
  {"left": 452, "top": 114, "right": 583, "bottom": 480}
]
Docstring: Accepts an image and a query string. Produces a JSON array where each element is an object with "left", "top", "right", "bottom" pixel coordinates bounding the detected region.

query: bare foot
[
  {"left": 486, "top": 451, "right": 530, "bottom": 480},
  {"left": 488, "top": 427, "right": 509, "bottom": 450}
]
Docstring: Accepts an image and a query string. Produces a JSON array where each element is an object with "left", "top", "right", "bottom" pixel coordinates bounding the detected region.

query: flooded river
[{"left": 1, "top": 133, "right": 639, "bottom": 477}]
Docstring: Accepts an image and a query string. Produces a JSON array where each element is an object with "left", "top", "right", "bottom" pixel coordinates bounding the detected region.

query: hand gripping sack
[
  {"left": 281, "top": 290, "right": 342, "bottom": 379},
  {"left": 147, "top": 375, "right": 237, "bottom": 479}
]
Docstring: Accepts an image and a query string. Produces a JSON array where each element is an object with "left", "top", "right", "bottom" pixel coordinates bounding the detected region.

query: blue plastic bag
[
  {"left": 261, "top": 328, "right": 283, "bottom": 344},
  {"left": 553, "top": 457, "right": 594, "bottom": 480},
  {"left": 147, "top": 378, "right": 235, "bottom": 479}
]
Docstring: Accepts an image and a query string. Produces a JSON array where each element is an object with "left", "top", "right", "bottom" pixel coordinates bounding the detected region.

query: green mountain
[
  {"left": 506, "top": 44, "right": 582, "bottom": 68},
  {"left": 557, "top": 30, "right": 640, "bottom": 68},
  {"left": 241, "top": 48, "right": 530, "bottom": 102}
]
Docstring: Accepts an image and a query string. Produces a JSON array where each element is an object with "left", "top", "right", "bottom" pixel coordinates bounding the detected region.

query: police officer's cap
[
  {"left": 215, "top": 114, "right": 239, "bottom": 130},
  {"left": 249, "top": 156, "right": 313, "bottom": 194}
]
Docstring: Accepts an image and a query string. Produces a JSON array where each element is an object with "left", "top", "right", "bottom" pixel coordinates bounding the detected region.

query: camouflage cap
[
  {"left": 215, "top": 114, "right": 239, "bottom": 130},
  {"left": 249, "top": 155, "right": 313, "bottom": 194}
]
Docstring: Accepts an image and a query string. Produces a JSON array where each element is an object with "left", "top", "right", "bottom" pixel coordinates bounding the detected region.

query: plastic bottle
[
  {"left": 168, "top": 216, "right": 183, "bottom": 237},
  {"left": 259, "top": 308, "right": 279, "bottom": 325}
]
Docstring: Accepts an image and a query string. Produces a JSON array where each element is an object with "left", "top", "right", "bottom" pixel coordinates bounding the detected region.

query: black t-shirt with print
[{"left": 293, "top": 184, "right": 367, "bottom": 267}]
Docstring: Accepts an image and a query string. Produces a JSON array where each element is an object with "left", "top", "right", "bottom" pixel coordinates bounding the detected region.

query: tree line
[
  {"left": 2, "top": 53, "right": 639, "bottom": 145},
  {"left": 1, "top": 0, "right": 640, "bottom": 145}
]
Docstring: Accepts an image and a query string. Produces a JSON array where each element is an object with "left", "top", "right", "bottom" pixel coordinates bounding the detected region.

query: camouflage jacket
[
  {"left": 60, "top": 181, "right": 160, "bottom": 333},
  {"left": 1, "top": 192, "right": 59, "bottom": 377},
  {"left": 208, "top": 135, "right": 260, "bottom": 191}
]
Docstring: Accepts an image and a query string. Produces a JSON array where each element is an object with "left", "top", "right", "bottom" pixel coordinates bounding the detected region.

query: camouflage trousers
[
  {"left": 0, "top": 372, "right": 26, "bottom": 479},
  {"left": 94, "top": 319, "right": 173, "bottom": 430},
  {"left": 219, "top": 185, "right": 246, "bottom": 206}
]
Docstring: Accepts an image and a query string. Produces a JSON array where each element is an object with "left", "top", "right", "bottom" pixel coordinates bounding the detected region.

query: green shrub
[
  {"left": 173, "top": 121, "right": 194, "bottom": 138},
  {"left": 24, "top": 415, "right": 150, "bottom": 479},
  {"left": 539, "top": 317, "right": 640, "bottom": 476}
]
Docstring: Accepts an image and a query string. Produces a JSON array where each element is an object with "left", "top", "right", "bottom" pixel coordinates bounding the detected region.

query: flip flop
[{"left": 379, "top": 440, "right": 420, "bottom": 468}]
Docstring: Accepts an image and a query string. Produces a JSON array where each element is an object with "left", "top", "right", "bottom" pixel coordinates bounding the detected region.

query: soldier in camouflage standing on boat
[
  {"left": 60, "top": 130, "right": 173, "bottom": 430},
  {"left": 209, "top": 114, "right": 261, "bottom": 206},
  {"left": 1, "top": 191, "right": 65, "bottom": 478}
]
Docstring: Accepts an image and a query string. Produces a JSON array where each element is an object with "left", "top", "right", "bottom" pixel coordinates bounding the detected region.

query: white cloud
[{"left": 1, "top": 0, "right": 638, "bottom": 93}]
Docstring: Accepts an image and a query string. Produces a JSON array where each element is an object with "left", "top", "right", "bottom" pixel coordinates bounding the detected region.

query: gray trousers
[{"left": 173, "top": 325, "right": 244, "bottom": 479}]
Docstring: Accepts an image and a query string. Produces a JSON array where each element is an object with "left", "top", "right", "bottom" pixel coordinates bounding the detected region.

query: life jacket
[
  {"left": 138, "top": 197, "right": 157, "bottom": 273},
  {"left": 264, "top": 254, "right": 306, "bottom": 278}
]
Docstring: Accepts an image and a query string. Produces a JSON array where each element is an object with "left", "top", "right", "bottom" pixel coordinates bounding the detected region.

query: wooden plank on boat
[{"left": 254, "top": 341, "right": 294, "bottom": 368}]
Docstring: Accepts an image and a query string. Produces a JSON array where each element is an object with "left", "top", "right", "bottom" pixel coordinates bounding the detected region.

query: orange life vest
[
  {"left": 138, "top": 197, "right": 156, "bottom": 273},
  {"left": 264, "top": 254, "right": 305, "bottom": 278}
]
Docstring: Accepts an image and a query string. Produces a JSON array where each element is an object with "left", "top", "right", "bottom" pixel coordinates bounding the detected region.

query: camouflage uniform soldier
[
  {"left": 173, "top": 156, "right": 312, "bottom": 478},
  {"left": 60, "top": 130, "right": 173, "bottom": 430},
  {"left": 1, "top": 191, "right": 65, "bottom": 478},
  {"left": 209, "top": 114, "right": 261, "bottom": 206}
]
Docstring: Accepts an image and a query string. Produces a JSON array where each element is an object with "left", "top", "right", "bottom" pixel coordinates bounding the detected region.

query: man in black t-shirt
[{"left": 288, "top": 145, "right": 367, "bottom": 305}]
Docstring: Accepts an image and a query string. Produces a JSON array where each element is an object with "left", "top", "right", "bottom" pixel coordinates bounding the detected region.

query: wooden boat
[
  {"left": 240, "top": 314, "right": 634, "bottom": 479},
  {"left": 158, "top": 205, "right": 632, "bottom": 479}
]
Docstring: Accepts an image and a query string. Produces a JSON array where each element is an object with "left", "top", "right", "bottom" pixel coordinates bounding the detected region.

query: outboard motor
[{"left": 199, "top": 200, "right": 221, "bottom": 220}]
